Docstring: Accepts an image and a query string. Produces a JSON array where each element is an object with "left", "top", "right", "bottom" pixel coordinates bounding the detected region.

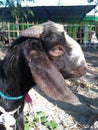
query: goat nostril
[
  {"left": 83, "top": 65, "right": 87, "bottom": 71},
  {"left": 84, "top": 67, "right": 87, "bottom": 71},
  {"left": 80, "top": 65, "right": 87, "bottom": 73}
]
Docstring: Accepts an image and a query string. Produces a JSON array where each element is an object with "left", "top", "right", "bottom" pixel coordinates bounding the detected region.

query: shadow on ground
[{"left": 34, "top": 86, "right": 98, "bottom": 130}]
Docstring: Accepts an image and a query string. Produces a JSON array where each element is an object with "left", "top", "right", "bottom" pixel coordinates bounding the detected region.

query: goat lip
[{"left": 71, "top": 65, "right": 87, "bottom": 78}]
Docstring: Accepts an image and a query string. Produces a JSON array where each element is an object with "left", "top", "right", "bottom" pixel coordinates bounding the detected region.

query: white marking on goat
[
  {"left": 0, "top": 113, "right": 16, "bottom": 127},
  {"left": 54, "top": 23, "right": 64, "bottom": 32},
  {"left": 0, "top": 106, "right": 21, "bottom": 128},
  {"left": 64, "top": 32, "right": 87, "bottom": 67}
]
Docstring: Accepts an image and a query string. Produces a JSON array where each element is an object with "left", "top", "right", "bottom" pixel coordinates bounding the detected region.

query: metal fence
[
  {"left": 65, "top": 24, "right": 98, "bottom": 48},
  {"left": 0, "top": 22, "right": 34, "bottom": 45},
  {"left": 0, "top": 22, "right": 98, "bottom": 48}
]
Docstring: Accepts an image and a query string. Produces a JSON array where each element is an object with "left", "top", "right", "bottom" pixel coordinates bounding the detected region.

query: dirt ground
[
  {"left": 81, "top": 47, "right": 98, "bottom": 86},
  {"left": 0, "top": 47, "right": 98, "bottom": 130}
]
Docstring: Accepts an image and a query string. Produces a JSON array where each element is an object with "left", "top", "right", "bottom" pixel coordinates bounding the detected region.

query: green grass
[{"left": 24, "top": 111, "right": 58, "bottom": 130}]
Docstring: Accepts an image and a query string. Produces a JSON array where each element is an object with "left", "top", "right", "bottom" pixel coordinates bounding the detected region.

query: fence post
[{"left": 8, "top": 22, "right": 11, "bottom": 43}]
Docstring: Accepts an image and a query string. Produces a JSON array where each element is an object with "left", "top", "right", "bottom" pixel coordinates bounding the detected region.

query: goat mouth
[
  {"left": 60, "top": 65, "right": 87, "bottom": 79},
  {"left": 71, "top": 65, "right": 87, "bottom": 78}
]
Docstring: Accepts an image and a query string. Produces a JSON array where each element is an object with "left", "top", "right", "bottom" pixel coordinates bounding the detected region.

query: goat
[{"left": 0, "top": 21, "right": 87, "bottom": 130}]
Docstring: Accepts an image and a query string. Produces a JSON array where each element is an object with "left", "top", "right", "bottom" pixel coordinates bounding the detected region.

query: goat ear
[
  {"left": 49, "top": 45, "right": 65, "bottom": 57},
  {"left": 28, "top": 50, "right": 79, "bottom": 104}
]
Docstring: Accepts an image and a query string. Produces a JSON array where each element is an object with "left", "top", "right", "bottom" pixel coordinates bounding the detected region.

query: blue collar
[{"left": 0, "top": 91, "right": 23, "bottom": 100}]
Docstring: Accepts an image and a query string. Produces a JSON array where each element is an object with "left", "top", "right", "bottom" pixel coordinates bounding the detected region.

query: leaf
[
  {"left": 0, "top": 1, "right": 4, "bottom": 5},
  {"left": 33, "top": 111, "right": 47, "bottom": 123},
  {"left": 24, "top": 123, "right": 29, "bottom": 130},
  {"left": 87, "top": 0, "right": 94, "bottom": 3},
  {"left": 29, "top": 10, "right": 34, "bottom": 16},
  {"left": 44, "top": 120, "right": 58, "bottom": 130}
]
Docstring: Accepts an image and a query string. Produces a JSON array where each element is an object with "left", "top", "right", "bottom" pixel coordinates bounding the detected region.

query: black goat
[{"left": 0, "top": 21, "right": 87, "bottom": 130}]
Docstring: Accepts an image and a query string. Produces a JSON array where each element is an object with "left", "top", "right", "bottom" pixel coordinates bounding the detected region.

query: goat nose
[
  {"left": 71, "top": 64, "right": 87, "bottom": 78},
  {"left": 80, "top": 64, "right": 87, "bottom": 73},
  {"left": 79, "top": 60, "right": 87, "bottom": 72},
  {"left": 82, "top": 65, "right": 87, "bottom": 74}
]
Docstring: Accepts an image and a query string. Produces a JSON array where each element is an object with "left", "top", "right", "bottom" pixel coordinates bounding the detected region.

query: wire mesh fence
[
  {"left": 0, "top": 22, "right": 98, "bottom": 48},
  {"left": 0, "top": 22, "right": 34, "bottom": 46}
]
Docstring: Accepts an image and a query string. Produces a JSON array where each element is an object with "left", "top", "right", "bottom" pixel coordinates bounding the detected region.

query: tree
[
  {"left": 88, "top": 0, "right": 94, "bottom": 3},
  {"left": 5, "top": 0, "right": 34, "bottom": 22},
  {"left": 0, "top": 0, "right": 34, "bottom": 23},
  {"left": 0, "top": 1, "right": 3, "bottom": 5},
  {"left": 0, "top": 0, "right": 35, "bottom": 36},
  {"left": 87, "top": 0, "right": 98, "bottom": 3}
]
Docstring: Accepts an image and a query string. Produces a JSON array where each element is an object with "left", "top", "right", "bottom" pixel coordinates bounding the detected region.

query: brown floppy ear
[{"left": 28, "top": 50, "right": 80, "bottom": 104}]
